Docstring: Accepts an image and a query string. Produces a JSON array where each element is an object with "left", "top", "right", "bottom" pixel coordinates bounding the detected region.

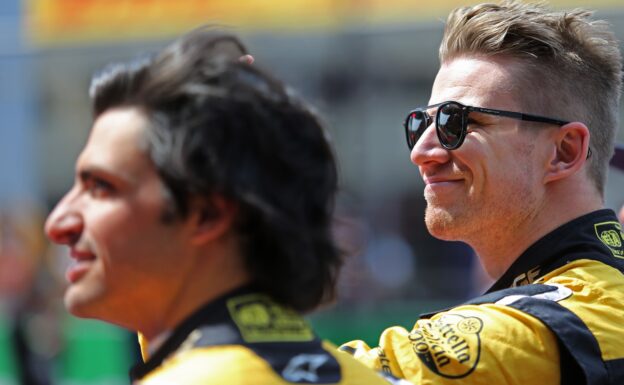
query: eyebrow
[
  {"left": 77, "top": 167, "right": 122, "bottom": 185},
  {"left": 466, "top": 111, "right": 499, "bottom": 122},
  {"left": 423, "top": 101, "right": 446, "bottom": 114},
  {"left": 78, "top": 169, "right": 96, "bottom": 183}
]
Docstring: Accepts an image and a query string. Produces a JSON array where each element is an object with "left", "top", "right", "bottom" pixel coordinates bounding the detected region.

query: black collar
[
  {"left": 129, "top": 285, "right": 255, "bottom": 381},
  {"left": 487, "top": 209, "right": 624, "bottom": 292}
]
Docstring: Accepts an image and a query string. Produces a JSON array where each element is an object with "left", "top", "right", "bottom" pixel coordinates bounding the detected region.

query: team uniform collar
[
  {"left": 487, "top": 209, "right": 623, "bottom": 292},
  {"left": 130, "top": 284, "right": 259, "bottom": 381}
]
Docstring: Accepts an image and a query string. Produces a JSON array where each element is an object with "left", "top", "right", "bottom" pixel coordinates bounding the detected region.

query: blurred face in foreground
[{"left": 45, "top": 107, "right": 196, "bottom": 329}]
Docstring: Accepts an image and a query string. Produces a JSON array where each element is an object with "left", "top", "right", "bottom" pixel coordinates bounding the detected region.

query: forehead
[
  {"left": 77, "top": 107, "right": 153, "bottom": 177},
  {"left": 430, "top": 55, "right": 526, "bottom": 110}
]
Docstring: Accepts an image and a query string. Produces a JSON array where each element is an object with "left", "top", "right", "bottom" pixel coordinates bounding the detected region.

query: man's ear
[
  {"left": 188, "top": 195, "right": 238, "bottom": 245},
  {"left": 543, "top": 122, "right": 590, "bottom": 184}
]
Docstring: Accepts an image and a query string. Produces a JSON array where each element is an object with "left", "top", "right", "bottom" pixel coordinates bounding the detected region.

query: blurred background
[{"left": 1, "top": 0, "right": 624, "bottom": 383}]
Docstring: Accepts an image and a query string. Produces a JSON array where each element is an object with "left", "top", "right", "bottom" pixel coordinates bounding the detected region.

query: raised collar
[
  {"left": 130, "top": 285, "right": 316, "bottom": 381},
  {"left": 487, "top": 209, "right": 624, "bottom": 292},
  {"left": 131, "top": 285, "right": 250, "bottom": 380}
]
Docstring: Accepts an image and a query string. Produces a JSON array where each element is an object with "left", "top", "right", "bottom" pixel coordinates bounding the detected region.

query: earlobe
[
  {"left": 543, "top": 122, "right": 590, "bottom": 184},
  {"left": 189, "top": 196, "right": 238, "bottom": 245}
]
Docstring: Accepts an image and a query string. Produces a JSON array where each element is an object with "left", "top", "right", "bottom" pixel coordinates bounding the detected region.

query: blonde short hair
[{"left": 440, "top": 0, "right": 622, "bottom": 195}]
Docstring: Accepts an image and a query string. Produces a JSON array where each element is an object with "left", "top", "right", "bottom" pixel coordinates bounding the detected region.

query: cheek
[
  {"left": 450, "top": 149, "right": 485, "bottom": 191},
  {"left": 86, "top": 203, "right": 153, "bottom": 257},
  {"left": 482, "top": 151, "right": 539, "bottom": 202},
  {"left": 93, "top": 207, "right": 178, "bottom": 267}
]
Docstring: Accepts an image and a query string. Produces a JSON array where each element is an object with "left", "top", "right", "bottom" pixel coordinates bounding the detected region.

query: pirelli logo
[{"left": 594, "top": 221, "right": 624, "bottom": 259}]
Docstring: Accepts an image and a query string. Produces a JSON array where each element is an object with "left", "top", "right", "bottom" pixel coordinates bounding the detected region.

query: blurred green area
[
  {"left": 56, "top": 317, "right": 133, "bottom": 383},
  {"left": 0, "top": 314, "right": 19, "bottom": 385},
  {"left": 0, "top": 314, "right": 132, "bottom": 385},
  {"left": 308, "top": 300, "right": 454, "bottom": 347}
]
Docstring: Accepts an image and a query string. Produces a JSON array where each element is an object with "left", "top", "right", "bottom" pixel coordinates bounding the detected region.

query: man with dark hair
[
  {"left": 44, "top": 29, "right": 392, "bottom": 384},
  {"left": 342, "top": 1, "right": 624, "bottom": 384}
]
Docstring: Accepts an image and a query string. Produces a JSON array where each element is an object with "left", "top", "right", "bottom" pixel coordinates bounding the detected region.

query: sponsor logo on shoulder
[
  {"left": 227, "top": 294, "right": 314, "bottom": 343},
  {"left": 409, "top": 314, "right": 483, "bottom": 379},
  {"left": 594, "top": 221, "right": 624, "bottom": 259}
]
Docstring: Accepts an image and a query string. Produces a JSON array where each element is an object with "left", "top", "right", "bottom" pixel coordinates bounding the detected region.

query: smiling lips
[
  {"left": 66, "top": 249, "right": 96, "bottom": 283},
  {"left": 423, "top": 176, "right": 463, "bottom": 187}
]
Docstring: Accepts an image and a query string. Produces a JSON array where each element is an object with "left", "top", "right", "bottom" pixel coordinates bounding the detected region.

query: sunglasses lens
[
  {"left": 437, "top": 103, "right": 464, "bottom": 149},
  {"left": 406, "top": 110, "right": 428, "bottom": 149}
]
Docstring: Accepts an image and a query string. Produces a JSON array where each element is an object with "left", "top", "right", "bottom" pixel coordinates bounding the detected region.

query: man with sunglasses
[{"left": 341, "top": 1, "right": 624, "bottom": 384}]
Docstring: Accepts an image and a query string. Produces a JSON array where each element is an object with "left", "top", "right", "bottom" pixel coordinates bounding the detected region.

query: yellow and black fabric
[
  {"left": 341, "top": 209, "right": 624, "bottom": 385},
  {"left": 130, "top": 286, "right": 398, "bottom": 385}
]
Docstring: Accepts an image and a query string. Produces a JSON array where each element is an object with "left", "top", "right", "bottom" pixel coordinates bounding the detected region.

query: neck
[
  {"left": 139, "top": 233, "right": 250, "bottom": 342},
  {"left": 471, "top": 182, "right": 603, "bottom": 279}
]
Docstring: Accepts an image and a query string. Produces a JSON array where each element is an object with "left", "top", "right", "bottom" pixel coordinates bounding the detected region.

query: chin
[
  {"left": 63, "top": 286, "right": 101, "bottom": 319},
  {"left": 424, "top": 206, "right": 462, "bottom": 241},
  {"left": 64, "top": 299, "right": 93, "bottom": 319},
  {"left": 63, "top": 288, "right": 137, "bottom": 332}
]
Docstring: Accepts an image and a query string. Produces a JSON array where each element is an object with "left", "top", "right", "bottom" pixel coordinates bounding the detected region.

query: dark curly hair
[{"left": 88, "top": 28, "right": 340, "bottom": 312}]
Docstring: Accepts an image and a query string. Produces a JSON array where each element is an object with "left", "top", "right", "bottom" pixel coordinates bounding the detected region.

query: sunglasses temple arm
[
  {"left": 472, "top": 107, "right": 569, "bottom": 126},
  {"left": 470, "top": 107, "right": 524, "bottom": 120},
  {"left": 518, "top": 114, "right": 569, "bottom": 126}
]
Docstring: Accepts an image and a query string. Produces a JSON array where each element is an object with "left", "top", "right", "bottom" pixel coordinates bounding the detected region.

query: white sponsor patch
[{"left": 495, "top": 284, "right": 572, "bottom": 306}]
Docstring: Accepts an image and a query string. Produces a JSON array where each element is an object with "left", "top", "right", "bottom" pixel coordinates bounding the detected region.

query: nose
[
  {"left": 410, "top": 121, "right": 450, "bottom": 166},
  {"left": 45, "top": 191, "right": 83, "bottom": 246}
]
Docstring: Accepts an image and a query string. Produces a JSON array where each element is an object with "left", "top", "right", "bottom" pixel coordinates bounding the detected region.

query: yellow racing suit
[
  {"left": 341, "top": 209, "right": 624, "bottom": 385},
  {"left": 130, "top": 286, "right": 402, "bottom": 385}
]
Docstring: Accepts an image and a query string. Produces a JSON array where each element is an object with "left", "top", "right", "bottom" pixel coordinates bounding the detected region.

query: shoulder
[
  {"left": 442, "top": 257, "right": 624, "bottom": 340},
  {"left": 136, "top": 291, "right": 393, "bottom": 384},
  {"left": 328, "top": 341, "right": 395, "bottom": 384},
  {"left": 137, "top": 345, "right": 283, "bottom": 385},
  {"left": 138, "top": 342, "right": 390, "bottom": 385},
  {"left": 540, "top": 258, "right": 624, "bottom": 295},
  {"left": 539, "top": 259, "right": 624, "bottom": 361}
]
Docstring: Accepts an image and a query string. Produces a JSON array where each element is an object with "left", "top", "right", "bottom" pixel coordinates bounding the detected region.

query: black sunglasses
[{"left": 404, "top": 100, "right": 570, "bottom": 151}]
